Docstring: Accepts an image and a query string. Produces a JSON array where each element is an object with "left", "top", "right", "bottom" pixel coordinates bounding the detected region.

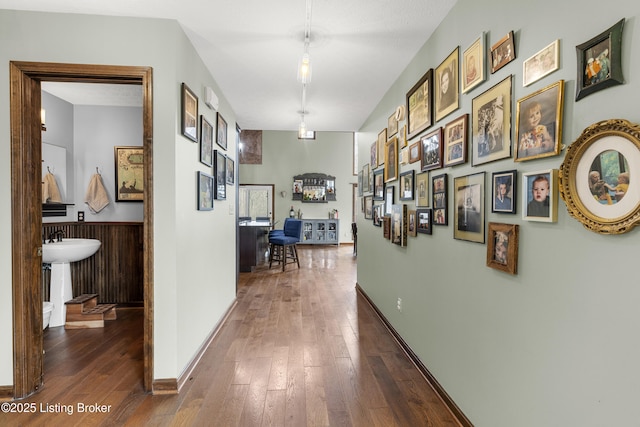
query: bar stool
[{"left": 268, "top": 219, "right": 302, "bottom": 271}]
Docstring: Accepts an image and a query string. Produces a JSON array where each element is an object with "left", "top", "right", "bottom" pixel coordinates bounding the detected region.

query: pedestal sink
[{"left": 43, "top": 238, "right": 101, "bottom": 327}]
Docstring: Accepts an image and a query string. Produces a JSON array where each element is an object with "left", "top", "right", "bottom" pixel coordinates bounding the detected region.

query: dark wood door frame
[{"left": 9, "top": 61, "right": 154, "bottom": 398}]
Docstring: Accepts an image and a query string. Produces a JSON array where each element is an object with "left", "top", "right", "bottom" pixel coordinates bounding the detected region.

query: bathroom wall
[
  {"left": 356, "top": 0, "right": 640, "bottom": 426},
  {"left": 42, "top": 91, "right": 144, "bottom": 223},
  {"left": 0, "top": 10, "right": 238, "bottom": 386}
]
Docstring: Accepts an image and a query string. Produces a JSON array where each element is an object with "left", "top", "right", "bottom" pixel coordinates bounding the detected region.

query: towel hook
[
  {"left": 47, "top": 166, "right": 52, "bottom": 174},
  {"left": 96, "top": 167, "right": 101, "bottom": 175}
]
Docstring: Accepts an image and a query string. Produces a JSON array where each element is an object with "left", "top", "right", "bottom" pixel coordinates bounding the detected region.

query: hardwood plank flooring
[{"left": 1, "top": 246, "right": 462, "bottom": 427}]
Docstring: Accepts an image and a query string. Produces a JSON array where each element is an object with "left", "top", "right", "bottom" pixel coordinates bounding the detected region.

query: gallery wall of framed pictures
[{"left": 358, "top": 15, "right": 633, "bottom": 273}]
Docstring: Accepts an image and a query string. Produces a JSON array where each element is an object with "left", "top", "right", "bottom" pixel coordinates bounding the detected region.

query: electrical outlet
[{"left": 397, "top": 297, "right": 402, "bottom": 312}]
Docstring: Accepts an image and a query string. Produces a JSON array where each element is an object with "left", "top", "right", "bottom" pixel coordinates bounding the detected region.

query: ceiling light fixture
[{"left": 297, "top": 0, "right": 314, "bottom": 140}]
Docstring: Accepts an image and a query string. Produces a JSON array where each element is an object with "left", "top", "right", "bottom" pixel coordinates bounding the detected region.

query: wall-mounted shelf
[
  {"left": 292, "top": 172, "right": 336, "bottom": 203},
  {"left": 43, "top": 203, "right": 74, "bottom": 217}
]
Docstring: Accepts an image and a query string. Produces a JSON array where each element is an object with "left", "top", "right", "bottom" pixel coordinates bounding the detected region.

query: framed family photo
[
  {"left": 491, "top": 170, "right": 517, "bottom": 214},
  {"left": 462, "top": 33, "right": 486, "bottom": 94},
  {"left": 575, "top": 18, "right": 624, "bottom": 101},
  {"left": 370, "top": 141, "right": 378, "bottom": 169},
  {"left": 471, "top": 75, "right": 512, "bottom": 166},
  {"left": 486, "top": 222, "right": 519, "bottom": 275},
  {"left": 373, "top": 169, "right": 385, "bottom": 200},
  {"left": 408, "top": 209, "right": 418, "bottom": 237},
  {"left": 226, "top": 156, "right": 235, "bottom": 185},
  {"left": 443, "top": 114, "right": 468, "bottom": 167},
  {"left": 522, "top": 169, "right": 557, "bottom": 222},
  {"left": 416, "top": 171, "right": 429, "bottom": 207},
  {"left": 364, "top": 195, "right": 373, "bottom": 220},
  {"left": 362, "top": 163, "right": 371, "bottom": 193},
  {"left": 197, "top": 171, "right": 214, "bottom": 211},
  {"left": 523, "top": 39, "right": 560, "bottom": 87},
  {"left": 373, "top": 205, "right": 383, "bottom": 227},
  {"left": 435, "top": 47, "right": 459, "bottom": 123},
  {"left": 214, "top": 150, "right": 227, "bottom": 200},
  {"left": 384, "top": 137, "right": 399, "bottom": 183},
  {"left": 559, "top": 119, "right": 640, "bottom": 234},
  {"left": 416, "top": 208, "right": 433, "bottom": 235},
  {"left": 385, "top": 186, "right": 394, "bottom": 215},
  {"left": 388, "top": 112, "right": 398, "bottom": 137},
  {"left": 515, "top": 80, "right": 564, "bottom": 162},
  {"left": 491, "top": 31, "right": 516, "bottom": 73},
  {"left": 391, "top": 204, "right": 408, "bottom": 247},
  {"left": 432, "top": 173, "right": 448, "bottom": 225},
  {"left": 216, "top": 112, "right": 228, "bottom": 150},
  {"left": 420, "top": 127, "right": 443, "bottom": 171},
  {"left": 406, "top": 68, "right": 433, "bottom": 140},
  {"left": 399, "top": 170, "right": 415, "bottom": 201},
  {"left": 377, "top": 128, "right": 387, "bottom": 165},
  {"left": 199, "top": 116, "right": 213, "bottom": 166},
  {"left": 409, "top": 141, "right": 421, "bottom": 164},
  {"left": 181, "top": 83, "right": 198, "bottom": 142},
  {"left": 453, "top": 172, "right": 485, "bottom": 243}
]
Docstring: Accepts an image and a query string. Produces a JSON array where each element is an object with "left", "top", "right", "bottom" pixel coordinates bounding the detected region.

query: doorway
[{"left": 9, "top": 61, "right": 154, "bottom": 398}]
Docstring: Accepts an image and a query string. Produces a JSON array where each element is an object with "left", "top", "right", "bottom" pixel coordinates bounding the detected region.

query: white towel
[
  {"left": 84, "top": 173, "right": 110, "bottom": 213},
  {"left": 42, "top": 172, "right": 62, "bottom": 203}
]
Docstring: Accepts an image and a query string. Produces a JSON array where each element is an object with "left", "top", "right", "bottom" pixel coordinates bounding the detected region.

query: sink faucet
[{"left": 48, "top": 230, "right": 65, "bottom": 243}]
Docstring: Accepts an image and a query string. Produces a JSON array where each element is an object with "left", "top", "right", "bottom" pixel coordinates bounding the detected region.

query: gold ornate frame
[{"left": 559, "top": 119, "right": 640, "bottom": 234}]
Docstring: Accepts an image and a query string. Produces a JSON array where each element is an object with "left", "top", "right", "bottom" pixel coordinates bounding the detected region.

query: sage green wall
[
  {"left": 0, "top": 10, "right": 237, "bottom": 385},
  {"left": 357, "top": 1, "right": 640, "bottom": 426},
  {"left": 239, "top": 131, "right": 356, "bottom": 242}
]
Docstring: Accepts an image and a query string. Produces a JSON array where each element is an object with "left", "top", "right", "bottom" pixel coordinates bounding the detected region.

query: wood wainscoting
[{"left": 42, "top": 222, "right": 143, "bottom": 305}]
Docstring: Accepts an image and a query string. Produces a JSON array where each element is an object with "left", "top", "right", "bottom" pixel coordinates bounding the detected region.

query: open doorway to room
[{"left": 9, "top": 62, "right": 153, "bottom": 398}]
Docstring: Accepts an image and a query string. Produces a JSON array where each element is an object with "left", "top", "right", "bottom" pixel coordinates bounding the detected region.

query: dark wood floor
[{"left": 1, "top": 245, "right": 461, "bottom": 426}]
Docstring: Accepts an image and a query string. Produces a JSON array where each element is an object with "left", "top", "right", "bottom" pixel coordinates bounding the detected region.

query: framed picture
[
  {"left": 416, "top": 172, "right": 429, "bottom": 207},
  {"left": 559, "top": 119, "right": 640, "bottom": 234},
  {"left": 399, "top": 170, "right": 415, "bottom": 201},
  {"left": 358, "top": 170, "right": 363, "bottom": 196},
  {"left": 390, "top": 204, "right": 407, "bottom": 247},
  {"left": 373, "top": 169, "right": 385, "bottom": 200},
  {"left": 443, "top": 114, "right": 468, "bottom": 167},
  {"left": 406, "top": 68, "right": 433, "bottom": 140},
  {"left": 515, "top": 80, "right": 564, "bottom": 162},
  {"left": 370, "top": 141, "right": 378, "bottom": 169},
  {"left": 398, "top": 125, "right": 407, "bottom": 148},
  {"left": 575, "top": 18, "right": 624, "bottom": 101},
  {"left": 523, "top": 39, "right": 560, "bottom": 87},
  {"left": 384, "top": 137, "right": 399, "bottom": 183},
  {"left": 491, "top": 170, "right": 517, "bottom": 214},
  {"left": 420, "top": 127, "right": 443, "bottom": 171},
  {"left": 377, "top": 129, "right": 387, "bottom": 166},
  {"left": 197, "top": 171, "right": 214, "bottom": 211},
  {"left": 199, "top": 116, "right": 213, "bottom": 166},
  {"left": 407, "top": 209, "right": 418, "bottom": 237},
  {"left": 491, "top": 31, "right": 516, "bottom": 73},
  {"left": 409, "top": 141, "right": 421, "bottom": 164},
  {"left": 385, "top": 186, "right": 394, "bottom": 216},
  {"left": 373, "top": 204, "right": 383, "bottom": 227},
  {"left": 486, "top": 223, "right": 519, "bottom": 275},
  {"left": 453, "top": 172, "right": 485, "bottom": 243},
  {"left": 114, "top": 146, "right": 144, "bottom": 202},
  {"left": 226, "top": 156, "right": 235, "bottom": 185},
  {"left": 416, "top": 208, "right": 433, "bottom": 235},
  {"left": 364, "top": 195, "right": 373, "bottom": 220},
  {"left": 216, "top": 112, "right": 228, "bottom": 150},
  {"left": 432, "top": 173, "right": 448, "bottom": 225},
  {"left": 214, "top": 150, "right": 227, "bottom": 200},
  {"left": 462, "top": 33, "right": 486, "bottom": 93},
  {"left": 435, "top": 47, "right": 459, "bottom": 123},
  {"left": 362, "top": 164, "right": 371, "bottom": 193},
  {"left": 388, "top": 112, "right": 398, "bottom": 137},
  {"left": 383, "top": 216, "right": 391, "bottom": 240},
  {"left": 294, "top": 179, "right": 303, "bottom": 195},
  {"left": 181, "top": 83, "right": 198, "bottom": 142},
  {"left": 522, "top": 169, "right": 557, "bottom": 222},
  {"left": 471, "top": 75, "right": 512, "bottom": 166}
]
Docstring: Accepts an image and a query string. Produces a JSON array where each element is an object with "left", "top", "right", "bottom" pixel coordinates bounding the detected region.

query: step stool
[{"left": 64, "top": 293, "right": 117, "bottom": 329}]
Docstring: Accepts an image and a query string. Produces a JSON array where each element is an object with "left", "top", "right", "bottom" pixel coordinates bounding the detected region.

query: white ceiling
[{"left": 4, "top": 0, "right": 457, "bottom": 132}]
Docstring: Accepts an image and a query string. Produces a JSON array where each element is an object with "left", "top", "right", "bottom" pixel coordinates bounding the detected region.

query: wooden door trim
[{"left": 9, "top": 61, "right": 154, "bottom": 397}]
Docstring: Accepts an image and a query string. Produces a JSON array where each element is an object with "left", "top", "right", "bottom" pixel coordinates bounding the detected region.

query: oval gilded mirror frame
[{"left": 559, "top": 119, "right": 640, "bottom": 234}]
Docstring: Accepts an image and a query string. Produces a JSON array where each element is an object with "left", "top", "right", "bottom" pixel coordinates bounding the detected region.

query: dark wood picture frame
[
  {"left": 575, "top": 18, "right": 624, "bottom": 101},
  {"left": 214, "top": 150, "right": 227, "bottom": 200},
  {"left": 399, "top": 170, "right": 415, "bottom": 201},
  {"left": 420, "top": 127, "right": 443, "bottom": 172},
  {"left": 491, "top": 31, "right": 516, "bottom": 73},
  {"left": 216, "top": 112, "right": 228, "bottom": 150},
  {"left": 197, "top": 171, "right": 214, "bottom": 211},
  {"left": 432, "top": 173, "right": 448, "bottom": 225},
  {"left": 416, "top": 208, "right": 433, "bottom": 235},
  {"left": 491, "top": 170, "right": 517, "bottom": 214},
  {"left": 486, "top": 222, "right": 519, "bottom": 275},
  {"left": 406, "top": 68, "right": 433, "bottom": 140},
  {"left": 443, "top": 114, "right": 468, "bottom": 167},
  {"left": 181, "top": 83, "right": 198, "bottom": 142},
  {"left": 408, "top": 209, "right": 418, "bottom": 237},
  {"left": 373, "top": 169, "right": 385, "bottom": 201},
  {"left": 199, "top": 115, "right": 213, "bottom": 167}
]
